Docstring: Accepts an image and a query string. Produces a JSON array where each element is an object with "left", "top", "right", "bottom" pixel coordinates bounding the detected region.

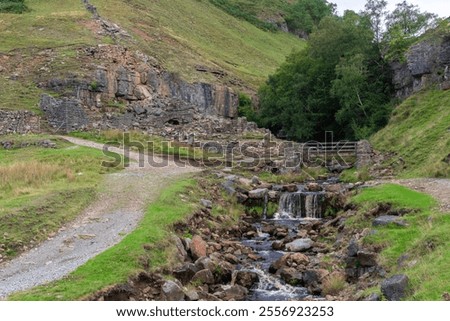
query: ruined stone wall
[{"left": 0, "top": 110, "right": 41, "bottom": 135}]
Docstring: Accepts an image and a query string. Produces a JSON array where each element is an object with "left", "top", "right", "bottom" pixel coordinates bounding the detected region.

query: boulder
[
  {"left": 173, "top": 263, "right": 198, "bottom": 285},
  {"left": 283, "top": 184, "right": 298, "bottom": 192},
  {"left": 271, "top": 240, "right": 285, "bottom": 251},
  {"left": 221, "top": 180, "right": 236, "bottom": 196},
  {"left": 191, "top": 235, "right": 207, "bottom": 260},
  {"left": 185, "top": 290, "right": 199, "bottom": 301},
  {"left": 373, "top": 216, "right": 407, "bottom": 227},
  {"left": 233, "top": 270, "right": 259, "bottom": 289},
  {"left": 306, "top": 182, "right": 322, "bottom": 192},
  {"left": 364, "top": 293, "right": 381, "bottom": 301},
  {"left": 192, "top": 269, "right": 215, "bottom": 285},
  {"left": 381, "top": 274, "right": 410, "bottom": 301},
  {"left": 174, "top": 237, "right": 188, "bottom": 262},
  {"left": 194, "top": 256, "right": 216, "bottom": 271},
  {"left": 222, "top": 285, "right": 249, "bottom": 301},
  {"left": 357, "top": 251, "right": 378, "bottom": 267},
  {"left": 251, "top": 176, "right": 261, "bottom": 185},
  {"left": 200, "top": 199, "right": 213, "bottom": 209},
  {"left": 279, "top": 268, "right": 303, "bottom": 286},
  {"left": 269, "top": 253, "right": 309, "bottom": 273},
  {"left": 347, "top": 238, "right": 359, "bottom": 257},
  {"left": 160, "top": 280, "right": 184, "bottom": 301},
  {"left": 285, "top": 238, "right": 314, "bottom": 252},
  {"left": 248, "top": 188, "right": 268, "bottom": 199}
]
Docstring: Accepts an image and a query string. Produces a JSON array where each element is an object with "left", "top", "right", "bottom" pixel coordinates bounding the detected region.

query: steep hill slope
[
  {"left": 371, "top": 89, "right": 450, "bottom": 178},
  {"left": 0, "top": 0, "right": 304, "bottom": 115}
]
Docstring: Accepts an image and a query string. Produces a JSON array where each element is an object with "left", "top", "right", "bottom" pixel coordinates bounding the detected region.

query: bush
[
  {"left": 0, "top": 0, "right": 28, "bottom": 14},
  {"left": 322, "top": 273, "right": 346, "bottom": 296}
]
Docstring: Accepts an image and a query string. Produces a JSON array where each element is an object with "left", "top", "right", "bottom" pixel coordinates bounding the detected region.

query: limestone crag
[
  {"left": 392, "top": 33, "right": 450, "bottom": 98},
  {"left": 39, "top": 45, "right": 252, "bottom": 138}
]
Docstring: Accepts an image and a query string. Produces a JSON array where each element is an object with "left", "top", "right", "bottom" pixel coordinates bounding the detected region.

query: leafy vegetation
[
  {"left": 371, "top": 89, "right": 450, "bottom": 178},
  {"left": 348, "top": 184, "right": 449, "bottom": 300},
  {"left": 0, "top": 0, "right": 27, "bottom": 13},
  {"left": 0, "top": 135, "right": 121, "bottom": 259},
  {"left": 256, "top": 0, "right": 439, "bottom": 141},
  {"left": 9, "top": 177, "right": 198, "bottom": 300}
]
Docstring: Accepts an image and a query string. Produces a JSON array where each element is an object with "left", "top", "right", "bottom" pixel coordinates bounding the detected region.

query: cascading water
[{"left": 275, "top": 190, "right": 325, "bottom": 219}]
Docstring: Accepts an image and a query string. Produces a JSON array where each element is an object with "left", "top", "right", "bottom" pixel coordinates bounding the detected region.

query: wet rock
[
  {"left": 285, "top": 238, "right": 314, "bottom": 252},
  {"left": 268, "top": 190, "right": 280, "bottom": 201},
  {"left": 191, "top": 235, "right": 208, "bottom": 260},
  {"left": 357, "top": 251, "right": 378, "bottom": 267},
  {"left": 279, "top": 268, "right": 303, "bottom": 286},
  {"left": 373, "top": 216, "right": 407, "bottom": 227},
  {"left": 214, "top": 260, "right": 234, "bottom": 283},
  {"left": 269, "top": 253, "right": 309, "bottom": 273},
  {"left": 233, "top": 271, "right": 259, "bottom": 289},
  {"left": 306, "top": 182, "right": 322, "bottom": 192},
  {"left": 271, "top": 240, "right": 285, "bottom": 251},
  {"left": 381, "top": 274, "right": 410, "bottom": 301},
  {"left": 248, "top": 188, "right": 268, "bottom": 199},
  {"left": 283, "top": 184, "right": 298, "bottom": 192},
  {"left": 173, "top": 263, "right": 198, "bottom": 285},
  {"left": 160, "top": 280, "right": 184, "bottom": 301},
  {"left": 200, "top": 199, "right": 213, "bottom": 209},
  {"left": 192, "top": 269, "right": 215, "bottom": 285}
]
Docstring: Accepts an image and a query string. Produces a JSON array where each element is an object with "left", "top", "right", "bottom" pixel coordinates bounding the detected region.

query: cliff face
[
  {"left": 392, "top": 34, "right": 450, "bottom": 99},
  {"left": 38, "top": 45, "right": 260, "bottom": 139}
]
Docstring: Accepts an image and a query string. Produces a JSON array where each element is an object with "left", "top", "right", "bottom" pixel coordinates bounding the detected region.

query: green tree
[
  {"left": 285, "top": 0, "right": 335, "bottom": 36},
  {"left": 363, "top": 0, "right": 388, "bottom": 45}
]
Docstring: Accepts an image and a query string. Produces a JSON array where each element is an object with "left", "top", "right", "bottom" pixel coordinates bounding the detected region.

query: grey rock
[
  {"left": 221, "top": 180, "right": 236, "bottom": 196},
  {"left": 232, "top": 271, "right": 259, "bottom": 289},
  {"left": 373, "top": 216, "right": 407, "bottom": 227},
  {"left": 248, "top": 188, "right": 268, "bottom": 199},
  {"left": 200, "top": 199, "right": 213, "bottom": 209},
  {"left": 357, "top": 251, "right": 378, "bottom": 267},
  {"left": 173, "top": 263, "right": 198, "bottom": 285},
  {"left": 192, "top": 269, "right": 215, "bottom": 285},
  {"left": 347, "top": 238, "right": 359, "bottom": 257},
  {"left": 381, "top": 274, "right": 410, "bottom": 301},
  {"left": 251, "top": 176, "right": 261, "bottom": 185},
  {"left": 285, "top": 238, "right": 314, "bottom": 252},
  {"left": 161, "top": 280, "right": 185, "bottom": 301},
  {"left": 185, "top": 290, "right": 199, "bottom": 301}
]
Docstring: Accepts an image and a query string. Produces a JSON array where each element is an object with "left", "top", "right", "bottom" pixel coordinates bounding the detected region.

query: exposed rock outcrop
[{"left": 392, "top": 32, "right": 450, "bottom": 99}]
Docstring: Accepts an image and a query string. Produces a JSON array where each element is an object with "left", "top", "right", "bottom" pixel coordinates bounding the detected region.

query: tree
[
  {"left": 384, "top": 1, "right": 438, "bottom": 60},
  {"left": 285, "top": 0, "right": 335, "bottom": 36},
  {"left": 259, "top": 11, "right": 392, "bottom": 141},
  {"left": 363, "top": 0, "right": 388, "bottom": 45}
]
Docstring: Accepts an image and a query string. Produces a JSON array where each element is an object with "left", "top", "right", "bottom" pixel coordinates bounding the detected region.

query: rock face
[
  {"left": 392, "top": 33, "right": 450, "bottom": 99},
  {"left": 38, "top": 45, "right": 265, "bottom": 137},
  {"left": 381, "top": 274, "right": 410, "bottom": 301},
  {"left": 0, "top": 110, "right": 41, "bottom": 135}
]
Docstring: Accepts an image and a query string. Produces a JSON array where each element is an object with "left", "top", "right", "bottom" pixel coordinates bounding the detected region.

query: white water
[{"left": 275, "top": 191, "right": 325, "bottom": 219}]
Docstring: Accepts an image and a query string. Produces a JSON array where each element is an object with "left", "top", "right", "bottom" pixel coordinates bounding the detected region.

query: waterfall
[{"left": 276, "top": 191, "right": 325, "bottom": 219}]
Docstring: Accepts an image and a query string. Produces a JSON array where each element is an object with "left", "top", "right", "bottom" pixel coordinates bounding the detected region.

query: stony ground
[{"left": 0, "top": 136, "right": 200, "bottom": 299}]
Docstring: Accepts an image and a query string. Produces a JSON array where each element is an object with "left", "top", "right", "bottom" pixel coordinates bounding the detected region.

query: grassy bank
[
  {"left": 9, "top": 177, "right": 198, "bottom": 300},
  {"left": 371, "top": 89, "right": 450, "bottom": 178},
  {"left": 0, "top": 135, "right": 121, "bottom": 260},
  {"left": 348, "top": 184, "right": 450, "bottom": 300}
]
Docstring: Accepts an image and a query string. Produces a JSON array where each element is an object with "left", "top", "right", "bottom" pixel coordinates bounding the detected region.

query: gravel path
[{"left": 0, "top": 136, "right": 201, "bottom": 299}]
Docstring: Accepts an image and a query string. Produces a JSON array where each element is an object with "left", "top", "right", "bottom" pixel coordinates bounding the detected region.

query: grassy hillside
[
  {"left": 91, "top": 0, "right": 304, "bottom": 87},
  {"left": 371, "top": 89, "right": 450, "bottom": 178},
  {"left": 349, "top": 184, "right": 450, "bottom": 300}
]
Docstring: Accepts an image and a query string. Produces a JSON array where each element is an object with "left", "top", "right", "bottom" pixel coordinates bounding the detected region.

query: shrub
[{"left": 0, "top": 0, "right": 28, "bottom": 14}]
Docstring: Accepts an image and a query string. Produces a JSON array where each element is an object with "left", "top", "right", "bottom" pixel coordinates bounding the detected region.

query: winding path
[{"left": 0, "top": 137, "right": 201, "bottom": 299}]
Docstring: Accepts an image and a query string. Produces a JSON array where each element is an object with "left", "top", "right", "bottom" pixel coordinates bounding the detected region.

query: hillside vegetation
[{"left": 371, "top": 89, "right": 450, "bottom": 178}]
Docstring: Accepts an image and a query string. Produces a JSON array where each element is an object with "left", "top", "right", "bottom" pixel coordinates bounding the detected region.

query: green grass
[
  {"left": 91, "top": 0, "right": 304, "bottom": 88},
  {"left": 371, "top": 89, "right": 450, "bottom": 178},
  {"left": 348, "top": 184, "right": 450, "bottom": 300},
  {"left": 0, "top": 134, "right": 121, "bottom": 259},
  {"left": 340, "top": 167, "right": 372, "bottom": 183},
  {"left": 69, "top": 130, "right": 217, "bottom": 161},
  {"left": 9, "top": 177, "right": 198, "bottom": 301},
  {"left": 0, "top": 0, "right": 28, "bottom": 14}
]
